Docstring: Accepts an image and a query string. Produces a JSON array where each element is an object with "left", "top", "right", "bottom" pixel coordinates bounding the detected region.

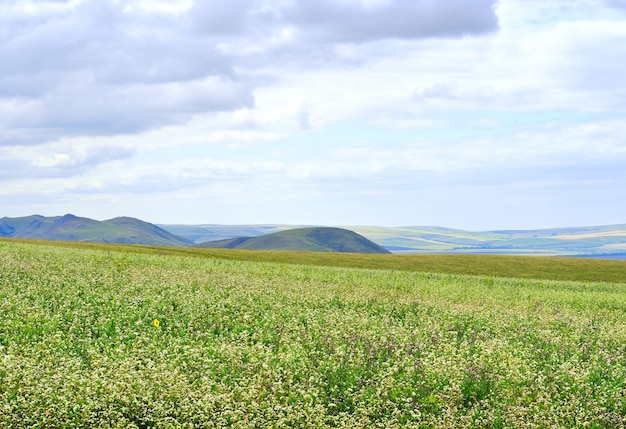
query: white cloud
[
  {"left": 191, "top": 0, "right": 260, "bottom": 35},
  {"left": 0, "top": 0, "right": 251, "bottom": 145},
  {"left": 604, "top": 0, "right": 626, "bottom": 10},
  {"left": 1, "top": 0, "right": 626, "bottom": 229},
  {"left": 0, "top": 0, "right": 500, "bottom": 148},
  {"left": 191, "top": 0, "right": 499, "bottom": 42},
  {"left": 415, "top": 81, "right": 459, "bottom": 100}
]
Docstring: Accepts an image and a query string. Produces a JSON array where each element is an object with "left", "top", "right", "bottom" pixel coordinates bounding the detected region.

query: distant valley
[
  {"left": 2, "top": 214, "right": 626, "bottom": 258},
  {"left": 162, "top": 223, "right": 626, "bottom": 258}
]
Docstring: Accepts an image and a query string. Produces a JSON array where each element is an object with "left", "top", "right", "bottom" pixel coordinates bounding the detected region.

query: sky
[{"left": 1, "top": 0, "right": 625, "bottom": 230}]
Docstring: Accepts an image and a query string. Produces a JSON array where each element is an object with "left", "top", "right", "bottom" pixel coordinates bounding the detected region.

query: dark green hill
[
  {"left": 196, "top": 227, "right": 391, "bottom": 254},
  {"left": 198, "top": 237, "right": 255, "bottom": 249},
  {"left": 0, "top": 214, "right": 192, "bottom": 246}
]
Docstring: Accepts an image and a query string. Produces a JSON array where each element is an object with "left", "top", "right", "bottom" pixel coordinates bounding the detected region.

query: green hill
[
  {"left": 0, "top": 214, "right": 192, "bottom": 246},
  {"left": 350, "top": 224, "right": 626, "bottom": 257},
  {"left": 196, "top": 227, "right": 390, "bottom": 254},
  {"left": 162, "top": 223, "right": 626, "bottom": 257}
]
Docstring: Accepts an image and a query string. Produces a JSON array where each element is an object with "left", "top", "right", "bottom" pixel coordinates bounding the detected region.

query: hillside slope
[
  {"left": 350, "top": 225, "right": 626, "bottom": 257},
  {"left": 163, "top": 223, "right": 626, "bottom": 257},
  {"left": 197, "top": 227, "right": 391, "bottom": 254},
  {"left": 0, "top": 214, "right": 192, "bottom": 246}
]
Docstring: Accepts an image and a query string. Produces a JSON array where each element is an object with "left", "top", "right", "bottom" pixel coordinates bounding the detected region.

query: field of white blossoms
[{"left": 1, "top": 241, "right": 626, "bottom": 428}]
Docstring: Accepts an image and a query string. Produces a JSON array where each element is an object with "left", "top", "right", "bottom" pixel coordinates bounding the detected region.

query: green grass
[
  {"left": 4, "top": 237, "right": 624, "bottom": 283},
  {"left": 1, "top": 240, "right": 626, "bottom": 427}
]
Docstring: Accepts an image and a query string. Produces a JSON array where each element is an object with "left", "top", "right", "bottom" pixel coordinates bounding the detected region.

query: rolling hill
[
  {"left": 0, "top": 214, "right": 192, "bottom": 247},
  {"left": 3, "top": 214, "right": 625, "bottom": 257},
  {"left": 350, "top": 225, "right": 626, "bottom": 257},
  {"left": 162, "top": 223, "right": 626, "bottom": 258},
  {"left": 196, "top": 227, "right": 391, "bottom": 254}
]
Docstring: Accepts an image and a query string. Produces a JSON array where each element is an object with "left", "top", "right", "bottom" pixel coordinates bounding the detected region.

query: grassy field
[
  {"left": 1, "top": 240, "right": 626, "bottom": 427},
  {"left": 4, "top": 238, "right": 626, "bottom": 283}
]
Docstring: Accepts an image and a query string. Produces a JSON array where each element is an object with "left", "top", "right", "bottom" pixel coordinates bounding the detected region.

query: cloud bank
[
  {"left": 1, "top": 0, "right": 625, "bottom": 229},
  {"left": 192, "top": 0, "right": 498, "bottom": 42},
  {"left": 0, "top": 0, "right": 251, "bottom": 145},
  {"left": 1, "top": 0, "right": 498, "bottom": 147}
]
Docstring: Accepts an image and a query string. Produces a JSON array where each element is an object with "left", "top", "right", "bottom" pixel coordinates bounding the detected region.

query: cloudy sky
[{"left": 1, "top": 0, "right": 625, "bottom": 229}]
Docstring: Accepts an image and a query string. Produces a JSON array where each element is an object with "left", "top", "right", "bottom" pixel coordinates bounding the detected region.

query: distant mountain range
[
  {"left": 2, "top": 214, "right": 626, "bottom": 257},
  {"left": 0, "top": 214, "right": 192, "bottom": 247},
  {"left": 0, "top": 215, "right": 387, "bottom": 254}
]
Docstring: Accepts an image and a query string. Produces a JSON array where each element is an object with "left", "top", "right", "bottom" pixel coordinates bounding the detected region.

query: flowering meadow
[{"left": 1, "top": 241, "right": 626, "bottom": 428}]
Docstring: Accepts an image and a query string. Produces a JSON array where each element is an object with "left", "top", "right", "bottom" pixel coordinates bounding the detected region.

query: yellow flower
[{"left": 153, "top": 319, "right": 160, "bottom": 328}]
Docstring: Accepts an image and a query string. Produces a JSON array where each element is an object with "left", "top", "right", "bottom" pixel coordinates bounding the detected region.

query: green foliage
[{"left": 1, "top": 241, "right": 626, "bottom": 427}]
